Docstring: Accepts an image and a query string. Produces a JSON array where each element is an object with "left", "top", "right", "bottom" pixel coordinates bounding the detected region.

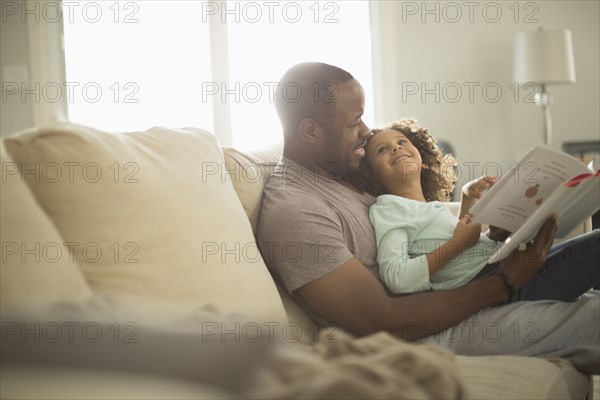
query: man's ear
[{"left": 298, "top": 118, "right": 321, "bottom": 144}]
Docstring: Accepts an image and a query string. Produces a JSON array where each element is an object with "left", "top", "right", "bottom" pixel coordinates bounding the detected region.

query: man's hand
[
  {"left": 486, "top": 226, "right": 511, "bottom": 242},
  {"left": 498, "top": 214, "right": 559, "bottom": 290}
]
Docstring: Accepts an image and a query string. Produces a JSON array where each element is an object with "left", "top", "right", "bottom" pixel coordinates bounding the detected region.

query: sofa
[{"left": 0, "top": 123, "right": 595, "bottom": 399}]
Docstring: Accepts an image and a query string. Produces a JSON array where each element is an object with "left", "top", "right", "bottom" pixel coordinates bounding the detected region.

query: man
[{"left": 257, "top": 62, "right": 599, "bottom": 373}]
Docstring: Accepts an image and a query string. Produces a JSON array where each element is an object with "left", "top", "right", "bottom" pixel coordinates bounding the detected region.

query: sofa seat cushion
[
  {"left": 1, "top": 365, "right": 238, "bottom": 400},
  {"left": 456, "top": 355, "right": 590, "bottom": 399},
  {"left": 0, "top": 142, "right": 95, "bottom": 317},
  {"left": 4, "top": 123, "right": 287, "bottom": 323}
]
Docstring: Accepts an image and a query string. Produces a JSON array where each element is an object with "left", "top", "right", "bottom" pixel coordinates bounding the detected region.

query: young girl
[{"left": 358, "top": 118, "right": 599, "bottom": 301}]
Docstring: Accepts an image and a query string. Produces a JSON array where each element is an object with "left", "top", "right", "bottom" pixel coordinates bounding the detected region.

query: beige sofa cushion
[
  {"left": 0, "top": 142, "right": 94, "bottom": 317},
  {"left": 222, "top": 143, "right": 282, "bottom": 235},
  {"left": 4, "top": 123, "right": 287, "bottom": 323},
  {"left": 1, "top": 366, "right": 238, "bottom": 400},
  {"left": 456, "top": 355, "right": 590, "bottom": 399}
]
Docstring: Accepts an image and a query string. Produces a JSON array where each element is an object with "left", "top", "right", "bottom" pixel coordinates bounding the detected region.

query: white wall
[
  {"left": 372, "top": 0, "right": 599, "bottom": 197},
  {"left": 1, "top": 2, "right": 66, "bottom": 137},
  {"left": 1, "top": 11, "right": 33, "bottom": 136}
]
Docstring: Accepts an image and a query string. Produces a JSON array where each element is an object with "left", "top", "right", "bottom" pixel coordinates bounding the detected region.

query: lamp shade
[{"left": 513, "top": 29, "right": 576, "bottom": 84}]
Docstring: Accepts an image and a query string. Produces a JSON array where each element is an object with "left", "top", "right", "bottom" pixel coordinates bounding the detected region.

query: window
[
  {"left": 63, "top": 1, "right": 213, "bottom": 133},
  {"left": 63, "top": 1, "right": 373, "bottom": 150}
]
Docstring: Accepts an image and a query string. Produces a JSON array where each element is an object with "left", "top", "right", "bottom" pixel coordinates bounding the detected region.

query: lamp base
[{"left": 536, "top": 84, "right": 553, "bottom": 146}]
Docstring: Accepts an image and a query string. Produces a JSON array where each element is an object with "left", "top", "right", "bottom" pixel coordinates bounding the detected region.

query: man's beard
[{"left": 323, "top": 134, "right": 360, "bottom": 181}]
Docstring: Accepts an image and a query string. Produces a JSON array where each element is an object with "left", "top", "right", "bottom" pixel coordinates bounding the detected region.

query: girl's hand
[
  {"left": 463, "top": 176, "right": 497, "bottom": 199},
  {"left": 452, "top": 214, "right": 482, "bottom": 250},
  {"left": 428, "top": 215, "right": 482, "bottom": 271}
]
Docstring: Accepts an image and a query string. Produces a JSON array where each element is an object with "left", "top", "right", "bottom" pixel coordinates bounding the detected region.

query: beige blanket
[{"left": 245, "top": 329, "right": 466, "bottom": 399}]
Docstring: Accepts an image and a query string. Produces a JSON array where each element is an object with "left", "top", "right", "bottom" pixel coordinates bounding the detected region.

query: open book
[{"left": 470, "top": 145, "right": 599, "bottom": 263}]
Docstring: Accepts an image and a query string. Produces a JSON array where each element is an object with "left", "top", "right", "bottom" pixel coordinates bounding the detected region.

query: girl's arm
[
  {"left": 458, "top": 176, "right": 511, "bottom": 242},
  {"left": 378, "top": 217, "right": 481, "bottom": 294},
  {"left": 458, "top": 191, "right": 477, "bottom": 219},
  {"left": 377, "top": 228, "right": 432, "bottom": 294},
  {"left": 426, "top": 215, "right": 481, "bottom": 273},
  {"left": 458, "top": 176, "right": 497, "bottom": 218}
]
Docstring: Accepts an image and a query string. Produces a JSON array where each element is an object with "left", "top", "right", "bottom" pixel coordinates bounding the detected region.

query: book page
[
  {"left": 470, "top": 146, "right": 591, "bottom": 232},
  {"left": 487, "top": 172, "right": 599, "bottom": 263}
]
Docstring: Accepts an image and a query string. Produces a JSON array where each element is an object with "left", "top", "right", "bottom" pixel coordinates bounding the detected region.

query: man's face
[{"left": 319, "top": 79, "right": 371, "bottom": 177}]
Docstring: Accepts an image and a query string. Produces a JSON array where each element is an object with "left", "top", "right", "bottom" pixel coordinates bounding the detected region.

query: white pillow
[
  {"left": 4, "top": 123, "right": 287, "bottom": 323},
  {"left": 0, "top": 141, "right": 94, "bottom": 318}
]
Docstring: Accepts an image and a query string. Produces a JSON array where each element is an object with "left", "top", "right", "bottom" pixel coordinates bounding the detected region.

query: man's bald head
[{"left": 275, "top": 62, "right": 354, "bottom": 137}]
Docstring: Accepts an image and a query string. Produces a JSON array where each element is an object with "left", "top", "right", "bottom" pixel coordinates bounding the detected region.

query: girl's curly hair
[{"left": 354, "top": 118, "right": 458, "bottom": 202}]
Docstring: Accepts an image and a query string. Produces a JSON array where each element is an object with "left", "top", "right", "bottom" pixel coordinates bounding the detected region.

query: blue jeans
[{"left": 514, "top": 230, "right": 600, "bottom": 302}]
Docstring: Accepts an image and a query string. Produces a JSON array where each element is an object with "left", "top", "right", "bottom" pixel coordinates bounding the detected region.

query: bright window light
[
  {"left": 63, "top": 1, "right": 213, "bottom": 133},
  {"left": 63, "top": 1, "right": 373, "bottom": 150},
  {"left": 227, "top": 1, "right": 374, "bottom": 150}
]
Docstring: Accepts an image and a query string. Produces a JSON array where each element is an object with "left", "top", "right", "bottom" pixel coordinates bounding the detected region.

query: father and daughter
[{"left": 356, "top": 118, "right": 599, "bottom": 302}]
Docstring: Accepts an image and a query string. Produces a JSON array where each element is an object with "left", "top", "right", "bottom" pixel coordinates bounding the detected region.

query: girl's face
[{"left": 365, "top": 129, "right": 423, "bottom": 190}]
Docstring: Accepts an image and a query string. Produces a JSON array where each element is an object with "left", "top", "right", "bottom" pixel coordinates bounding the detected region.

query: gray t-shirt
[{"left": 257, "top": 158, "right": 378, "bottom": 294}]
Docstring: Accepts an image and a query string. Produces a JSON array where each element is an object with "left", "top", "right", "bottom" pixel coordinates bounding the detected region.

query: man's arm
[{"left": 296, "top": 215, "right": 558, "bottom": 341}]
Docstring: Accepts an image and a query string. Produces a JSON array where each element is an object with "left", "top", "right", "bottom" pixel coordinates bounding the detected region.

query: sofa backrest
[
  {"left": 222, "top": 143, "right": 282, "bottom": 235},
  {"left": 222, "top": 144, "right": 320, "bottom": 342}
]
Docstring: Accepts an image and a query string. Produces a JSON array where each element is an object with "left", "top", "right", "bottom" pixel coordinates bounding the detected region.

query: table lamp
[{"left": 513, "top": 28, "right": 576, "bottom": 146}]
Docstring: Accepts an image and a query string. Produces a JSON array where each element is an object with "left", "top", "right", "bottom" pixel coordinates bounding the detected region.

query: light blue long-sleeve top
[{"left": 369, "top": 194, "right": 499, "bottom": 294}]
